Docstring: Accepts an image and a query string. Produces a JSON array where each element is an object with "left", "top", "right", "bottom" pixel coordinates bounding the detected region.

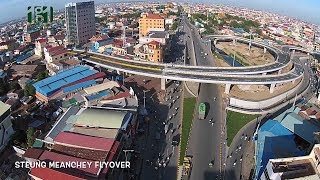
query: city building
[
  {"left": 139, "top": 12, "right": 165, "bottom": 36},
  {"left": 24, "top": 106, "right": 138, "bottom": 179},
  {"left": 24, "top": 29, "right": 41, "bottom": 43},
  {"left": 0, "top": 40, "right": 19, "bottom": 51},
  {"left": 139, "top": 31, "right": 169, "bottom": 45},
  {"left": 65, "top": 1, "right": 96, "bottom": 45},
  {"left": 44, "top": 45, "right": 69, "bottom": 63},
  {"left": 135, "top": 40, "right": 163, "bottom": 62},
  {"left": 0, "top": 102, "right": 14, "bottom": 152},
  {"left": 261, "top": 144, "right": 320, "bottom": 180},
  {"left": 33, "top": 66, "right": 105, "bottom": 103},
  {"left": 34, "top": 38, "right": 48, "bottom": 57}
]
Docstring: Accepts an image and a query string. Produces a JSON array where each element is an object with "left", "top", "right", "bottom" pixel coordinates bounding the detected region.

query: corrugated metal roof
[
  {"left": 33, "top": 66, "right": 97, "bottom": 97},
  {"left": 279, "top": 112, "right": 320, "bottom": 144},
  {"left": 31, "top": 168, "right": 86, "bottom": 180},
  {"left": 0, "top": 101, "right": 10, "bottom": 117},
  {"left": 84, "top": 81, "right": 119, "bottom": 95},
  {"left": 54, "top": 132, "right": 115, "bottom": 151},
  {"left": 62, "top": 80, "right": 96, "bottom": 93},
  {"left": 39, "top": 150, "right": 100, "bottom": 175},
  {"left": 86, "top": 90, "right": 110, "bottom": 101},
  {"left": 75, "top": 108, "right": 127, "bottom": 129}
]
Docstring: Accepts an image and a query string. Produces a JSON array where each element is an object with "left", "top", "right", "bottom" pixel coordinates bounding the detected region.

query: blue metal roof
[
  {"left": 15, "top": 52, "right": 33, "bottom": 63},
  {"left": 255, "top": 120, "right": 305, "bottom": 179},
  {"left": 33, "top": 66, "right": 97, "bottom": 97},
  {"left": 62, "top": 80, "right": 96, "bottom": 93},
  {"left": 86, "top": 90, "right": 110, "bottom": 101}
]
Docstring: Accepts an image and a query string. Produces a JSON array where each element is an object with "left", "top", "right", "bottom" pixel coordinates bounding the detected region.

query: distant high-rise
[{"left": 65, "top": 1, "right": 96, "bottom": 45}]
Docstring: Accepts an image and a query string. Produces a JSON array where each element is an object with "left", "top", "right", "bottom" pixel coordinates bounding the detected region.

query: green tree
[
  {"left": 24, "top": 83, "right": 36, "bottom": 96},
  {"left": 36, "top": 70, "right": 49, "bottom": 81},
  {"left": 9, "top": 82, "right": 20, "bottom": 91},
  {"left": 171, "top": 21, "right": 178, "bottom": 31},
  {"left": 26, "top": 127, "right": 35, "bottom": 148}
]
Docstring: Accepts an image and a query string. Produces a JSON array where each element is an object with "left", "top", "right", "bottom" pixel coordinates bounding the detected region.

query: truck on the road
[
  {"left": 199, "top": 102, "right": 206, "bottom": 120},
  {"left": 181, "top": 156, "right": 192, "bottom": 180}
]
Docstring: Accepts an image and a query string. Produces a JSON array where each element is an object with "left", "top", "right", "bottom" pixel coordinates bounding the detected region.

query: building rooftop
[
  {"left": 31, "top": 168, "right": 86, "bottom": 180},
  {"left": 84, "top": 81, "right": 119, "bottom": 95},
  {"left": 39, "top": 150, "right": 100, "bottom": 176},
  {"left": 0, "top": 101, "right": 10, "bottom": 117},
  {"left": 52, "top": 144, "right": 108, "bottom": 161},
  {"left": 23, "top": 148, "right": 44, "bottom": 159},
  {"left": 53, "top": 131, "right": 115, "bottom": 152},
  {"left": 271, "top": 158, "right": 316, "bottom": 179},
  {"left": 278, "top": 112, "right": 320, "bottom": 144},
  {"left": 69, "top": 126, "right": 119, "bottom": 139},
  {"left": 33, "top": 66, "right": 97, "bottom": 97},
  {"left": 255, "top": 120, "right": 305, "bottom": 179},
  {"left": 75, "top": 108, "right": 129, "bottom": 129}
]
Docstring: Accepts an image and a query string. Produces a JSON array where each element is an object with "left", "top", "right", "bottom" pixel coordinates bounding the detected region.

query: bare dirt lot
[{"left": 216, "top": 42, "right": 275, "bottom": 66}]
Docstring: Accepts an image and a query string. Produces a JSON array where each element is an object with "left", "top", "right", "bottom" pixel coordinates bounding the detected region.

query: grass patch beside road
[
  {"left": 179, "top": 97, "right": 196, "bottom": 165},
  {"left": 226, "top": 111, "right": 260, "bottom": 146}
]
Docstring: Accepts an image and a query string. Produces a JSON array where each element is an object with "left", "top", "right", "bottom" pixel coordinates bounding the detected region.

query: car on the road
[
  {"left": 164, "top": 124, "right": 169, "bottom": 134},
  {"left": 233, "top": 160, "right": 237, "bottom": 167}
]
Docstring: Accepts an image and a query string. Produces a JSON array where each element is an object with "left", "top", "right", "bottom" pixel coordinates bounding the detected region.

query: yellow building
[
  {"left": 147, "top": 41, "right": 163, "bottom": 62},
  {"left": 139, "top": 12, "right": 165, "bottom": 36}
]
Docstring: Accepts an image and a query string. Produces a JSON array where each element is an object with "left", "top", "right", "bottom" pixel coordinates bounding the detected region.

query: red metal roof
[
  {"left": 104, "top": 91, "right": 131, "bottom": 101},
  {"left": 23, "top": 148, "right": 44, "bottom": 159},
  {"left": 47, "top": 45, "right": 64, "bottom": 53},
  {"left": 54, "top": 132, "right": 115, "bottom": 152},
  {"left": 100, "top": 141, "right": 120, "bottom": 176},
  {"left": 37, "top": 38, "right": 48, "bottom": 43},
  {"left": 31, "top": 168, "right": 86, "bottom": 180},
  {"left": 39, "top": 150, "right": 100, "bottom": 175},
  {"left": 112, "top": 40, "right": 123, "bottom": 47},
  {"left": 51, "top": 49, "right": 69, "bottom": 56},
  {"left": 146, "top": 13, "right": 163, "bottom": 19},
  {"left": 148, "top": 40, "right": 161, "bottom": 46}
]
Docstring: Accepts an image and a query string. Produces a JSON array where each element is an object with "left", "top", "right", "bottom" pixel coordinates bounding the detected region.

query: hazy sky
[{"left": 0, "top": 0, "right": 319, "bottom": 25}]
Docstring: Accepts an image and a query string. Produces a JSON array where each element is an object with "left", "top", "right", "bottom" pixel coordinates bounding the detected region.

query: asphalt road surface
[{"left": 183, "top": 15, "right": 226, "bottom": 180}]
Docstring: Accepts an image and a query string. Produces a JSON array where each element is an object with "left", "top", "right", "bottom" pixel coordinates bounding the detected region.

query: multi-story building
[
  {"left": 44, "top": 45, "right": 69, "bottom": 63},
  {"left": 24, "top": 29, "right": 40, "bottom": 43},
  {"left": 139, "top": 12, "right": 165, "bottom": 36},
  {"left": 260, "top": 144, "right": 320, "bottom": 180},
  {"left": 65, "top": 1, "right": 96, "bottom": 45},
  {"left": 0, "top": 102, "right": 14, "bottom": 152},
  {"left": 0, "top": 39, "right": 19, "bottom": 51},
  {"left": 135, "top": 41, "right": 163, "bottom": 62}
]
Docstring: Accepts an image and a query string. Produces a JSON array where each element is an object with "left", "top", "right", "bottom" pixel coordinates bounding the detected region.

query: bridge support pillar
[
  {"left": 233, "top": 39, "right": 236, "bottom": 45},
  {"left": 292, "top": 79, "right": 296, "bottom": 84},
  {"left": 278, "top": 69, "right": 282, "bottom": 75},
  {"left": 292, "top": 49, "right": 295, "bottom": 54},
  {"left": 161, "top": 78, "right": 166, "bottom": 90},
  {"left": 214, "top": 40, "right": 218, "bottom": 46},
  {"left": 225, "top": 84, "right": 231, "bottom": 94},
  {"left": 116, "top": 70, "right": 120, "bottom": 74},
  {"left": 264, "top": 47, "right": 267, "bottom": 54},
  {"left": 262, "top": 72, "right": 267, "bottom": 75},
  {"left": 249, "top": 42, "right": 252, "bottom": 50},
  {"left": 270, "top": 83, "right": 276, "bottom": 93}
]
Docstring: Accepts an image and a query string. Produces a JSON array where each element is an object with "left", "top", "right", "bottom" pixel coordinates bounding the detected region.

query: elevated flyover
[{"left": 70, "top": 48, "right": 304, "bottom": 93}]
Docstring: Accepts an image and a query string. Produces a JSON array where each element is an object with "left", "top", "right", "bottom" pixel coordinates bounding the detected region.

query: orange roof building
[{"left": 139, "top": 12, "right": 165, "bottom": 36}]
